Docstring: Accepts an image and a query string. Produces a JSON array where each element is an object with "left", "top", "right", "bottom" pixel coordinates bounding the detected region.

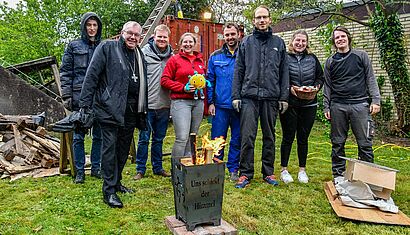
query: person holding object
[
  {"left": 323, "top": 26, "right": 380, "bottom": 184},
  {"left": 279, "top": 30, "right": 324, "bottom": 184},
  {"left": 231, "top": 5, "right": 289, "bottom": 189},
  {"left": 161, "top": 33, "right": 206, "bottom": 157},
  {"left": 207, "top": 23, "right": 241, "bottom": 181},
  {"left": 59, "top": 12, "right": 103, "bottom": 184},
  {"left": 80, "top": 21, "right": 148, "bottom": 208},
  {"left": 134, "top": 25, "right": 173, "bottom": 181}
]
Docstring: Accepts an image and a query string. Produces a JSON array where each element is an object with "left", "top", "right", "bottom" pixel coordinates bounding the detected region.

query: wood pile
[{"left": 0, "top": 113, "right": 60, "bottom": 181}]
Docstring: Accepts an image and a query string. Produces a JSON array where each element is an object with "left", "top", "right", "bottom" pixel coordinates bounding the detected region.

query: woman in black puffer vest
[{"left": 279, "top": 30, "right": 324, "bottom": 184}]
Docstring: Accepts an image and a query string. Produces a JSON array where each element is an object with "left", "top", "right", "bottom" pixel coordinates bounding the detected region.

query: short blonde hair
[
  {"left": 154, "top": 24, "right": 170, "bottom": 35},
  {"left": 254, "top": 5, "right": 270, "bottom": 18}
]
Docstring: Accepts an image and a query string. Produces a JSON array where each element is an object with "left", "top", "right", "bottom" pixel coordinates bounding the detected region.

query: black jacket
[
  {"left": 232, "top": 27, "right": 289, "bottom": 101},
  {"left": 287, "top": 52, "right": 324, "bottom": 107},
  {"left": 79, "top": 36, "right": 148, "bottom": 128},
  {"left": 59, "top": 12, "right": 102, "bottom": 111}
]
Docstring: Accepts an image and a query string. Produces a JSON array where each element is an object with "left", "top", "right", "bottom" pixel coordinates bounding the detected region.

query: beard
[{"left": 227, "top": 40, "right": 238, "bottom": 49}]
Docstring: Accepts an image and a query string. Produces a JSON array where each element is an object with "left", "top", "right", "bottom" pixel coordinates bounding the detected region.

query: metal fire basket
[{"left": 171, "top": 156, "right": 225, "bottom": 231}]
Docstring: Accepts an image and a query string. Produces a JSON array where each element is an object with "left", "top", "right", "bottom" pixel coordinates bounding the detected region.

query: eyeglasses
[
  {"left": 125, "top": 31, "right": 141, "bottom": 37},
  {"left": 254, "top": 15, "right": 269, "bottom": 21}
]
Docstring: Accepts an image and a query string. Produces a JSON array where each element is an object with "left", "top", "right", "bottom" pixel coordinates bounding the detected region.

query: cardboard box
[{"left": 341, "top": 157, "right": 399, "bottom": 200}]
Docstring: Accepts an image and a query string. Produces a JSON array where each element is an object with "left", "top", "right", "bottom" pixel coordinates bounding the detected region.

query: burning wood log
[
  {"left": 181, "top": 133, "right": 227, "bottom": 166},
  {"left": 202, "top": 134, "right": 226, "bottom": 158}
]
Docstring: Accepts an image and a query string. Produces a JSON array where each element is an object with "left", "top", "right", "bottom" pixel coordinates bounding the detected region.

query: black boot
[
  {"left": 103, "top": 193, "right": 123, "bottom": 208},
  {"left": 73, "top": 171, "right": 85, "bottom": 184},
  {"left": 91, "top": 169, "right": 102, "bottom": 179}
]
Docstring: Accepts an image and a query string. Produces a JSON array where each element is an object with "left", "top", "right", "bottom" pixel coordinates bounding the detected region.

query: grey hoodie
[{"left": 142, "top": 37, "right": 173, "bottom": 109}]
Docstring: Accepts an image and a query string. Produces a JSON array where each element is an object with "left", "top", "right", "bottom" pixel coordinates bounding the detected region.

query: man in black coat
[
  {"left": 80, "top": 21, "right": 148, "bottom": 208},
  {"left": 232, "top": 5, "right": 289, "bottom": 189},
  {"left": 60, "top": 12, "right": 103, "bottom": 184}
]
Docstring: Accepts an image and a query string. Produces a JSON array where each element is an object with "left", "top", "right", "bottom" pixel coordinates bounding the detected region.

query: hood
[
  {"left": 80, "top": 12, "right": 102, "bottom": 44},
  {"left": 253, "top": 26, "right": 273, "bottom": 40}
]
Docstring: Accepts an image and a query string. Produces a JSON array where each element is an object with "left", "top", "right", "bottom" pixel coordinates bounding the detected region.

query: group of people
[{"left": 60, "top": 4, "right": 380, "bottom": 208}]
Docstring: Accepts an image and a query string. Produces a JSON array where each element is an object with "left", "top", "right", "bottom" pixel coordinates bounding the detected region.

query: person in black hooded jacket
[
  {"left": 80, "top": 21, "right": 148, "bottom": 208},
  {"left": 60, "top": 12, "right": 103, "bottom": 184},
  {"left": 231, "top": 5, "right": 289, "bottom": 188},
  {"left": 279, "top": 30, "right": 324, "bottom": 184}
]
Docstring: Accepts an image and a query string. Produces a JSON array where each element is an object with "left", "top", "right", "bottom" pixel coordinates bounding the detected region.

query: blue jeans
[
  {"left": 73, "top": 121, "right": 102, "bottom": 174},
  {"left": 136, "top": 109, "right": 170, "bottom": 174},
  {"left": 211, "top": 107, "right": 240, "bottom": 173},
  {"left": 170, "top": 99, "right": 204, "bottom": 157}
]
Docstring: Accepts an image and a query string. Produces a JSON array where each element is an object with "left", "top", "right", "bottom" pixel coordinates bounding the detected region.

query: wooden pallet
[
  {"left": 165, "top": 216, "right": 237, "bottom": 235},
  {"left": 324, "top": 181, "right": 410, "bottom": 226}
]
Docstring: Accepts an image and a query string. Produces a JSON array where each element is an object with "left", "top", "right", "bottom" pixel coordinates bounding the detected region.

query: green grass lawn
[{"left": 0, "top": 120, "right": 409, "bottom": 234}]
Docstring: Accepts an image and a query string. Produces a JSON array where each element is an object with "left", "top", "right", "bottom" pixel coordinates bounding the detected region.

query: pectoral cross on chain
[{"left": 132, "top": 74, "right": 138, "bottom": 83}]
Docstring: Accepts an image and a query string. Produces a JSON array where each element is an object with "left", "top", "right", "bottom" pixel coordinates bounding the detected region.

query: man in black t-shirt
[{"left": 323, "top": 26, "right": 381, "bottom": 182}]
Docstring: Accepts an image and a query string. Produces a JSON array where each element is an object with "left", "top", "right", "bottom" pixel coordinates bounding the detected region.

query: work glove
[
  {"left": 232, "top": 100, "right": 241, "bottom": 112},
  {"left": 278, "top": 101, "right": 288, "bottom": 114},
  {"left": 78, "top": 107, "right": 94, "bottom": 129},
  {"left": 62, "top": 98, "right": 72, "bottom": 111}
]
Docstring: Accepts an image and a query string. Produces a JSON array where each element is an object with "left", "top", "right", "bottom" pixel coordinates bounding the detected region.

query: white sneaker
[
  {"left": 298, "top": 171, "right": 309, "bottom": 183},
  {"left": 280, "top": 170, "right": 294, "bottom": 184}
]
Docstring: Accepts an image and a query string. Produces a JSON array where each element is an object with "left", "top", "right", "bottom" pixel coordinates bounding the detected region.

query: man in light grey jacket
[{"left": 134, "top": 24, "right": 173, "bottom": 180}]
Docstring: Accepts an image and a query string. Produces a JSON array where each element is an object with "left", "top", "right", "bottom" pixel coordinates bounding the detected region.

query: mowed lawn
[{"left": 0, "top": 120, "right": 409, "bottom": 234}]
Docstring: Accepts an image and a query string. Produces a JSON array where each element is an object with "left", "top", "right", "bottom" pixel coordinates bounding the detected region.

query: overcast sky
[{"left": 2, "top": 0, "right": 18, "bottom": 8}]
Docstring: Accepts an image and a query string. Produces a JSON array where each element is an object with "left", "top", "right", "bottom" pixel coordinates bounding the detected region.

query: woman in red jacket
[{"left": 161, "top": 33, "right": 206, "bottom": 157}]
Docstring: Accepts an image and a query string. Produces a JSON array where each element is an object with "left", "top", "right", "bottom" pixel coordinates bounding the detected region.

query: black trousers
[
  {"left": 100, "top": 106, "right": 139, "bottom": 195},
  {"left": 330, "top": 102, "right": 374, "bottom": 177},
  {"left": 238, "top": 98, "right": 278, "bottom": 179},
  {"left": 280, "top": 105, "right": 317, "bottom": 168}
]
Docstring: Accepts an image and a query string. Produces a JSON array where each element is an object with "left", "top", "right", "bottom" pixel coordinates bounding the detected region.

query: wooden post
[
  {"left": 190, "top": 133, "right": 196, "bottom": 165},
  {"left": 129, "top": 136, "right": 136, "bottom": 163},
  {"left": 52, "top": 63, "right": 75, "bottom": 176}
]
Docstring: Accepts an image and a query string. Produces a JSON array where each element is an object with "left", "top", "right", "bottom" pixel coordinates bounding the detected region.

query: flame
[
  {"left": 202, "top": 133, "right": 226, "bottom": 157},
  {"left": 196, "top": 155, "right": 205, "bottom": 165}
]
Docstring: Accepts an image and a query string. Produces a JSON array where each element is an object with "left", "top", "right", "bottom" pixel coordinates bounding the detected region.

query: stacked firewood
[{"left": 0, "top": 114, "right": 60, "bottom": 180}]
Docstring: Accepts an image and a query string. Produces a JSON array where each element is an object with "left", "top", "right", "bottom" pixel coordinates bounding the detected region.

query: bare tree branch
[
  {"left": 313, "top": 15, "right": 333, "bottom": 31},
  {"left": 323, "top": 11, "right": 369, "bottom": 26}
]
